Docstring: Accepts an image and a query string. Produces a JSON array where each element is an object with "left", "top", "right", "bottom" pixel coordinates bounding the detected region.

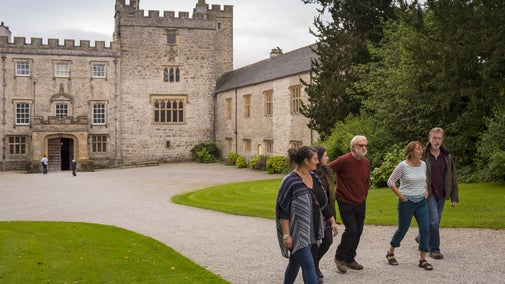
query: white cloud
[{"left": 1, "top": 0, "right": 327, "bottom": 68}]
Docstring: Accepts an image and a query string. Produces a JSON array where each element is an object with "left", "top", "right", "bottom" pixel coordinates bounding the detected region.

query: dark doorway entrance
[{"left": 47, "top": 137, "right": 74, "bottom": 171}]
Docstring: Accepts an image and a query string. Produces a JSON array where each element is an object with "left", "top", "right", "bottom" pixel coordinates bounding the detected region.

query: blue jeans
[
  {"left": 390, "top": 198, "right": 430, "bottom": 252},
  {"left": 427, "top": 195, "right": 445, "bottom": 252},
  {"left": 284, "top": 246, "right": 318, "bottom": 284}
]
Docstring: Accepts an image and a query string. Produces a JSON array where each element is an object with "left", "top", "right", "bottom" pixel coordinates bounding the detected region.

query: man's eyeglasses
[{"left": 355, "top": 144, "right": 368, "bottom": 148}]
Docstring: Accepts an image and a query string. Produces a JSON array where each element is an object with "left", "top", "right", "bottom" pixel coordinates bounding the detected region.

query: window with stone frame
[
  {"left": 15, "top": 61, "right": 30, "bottom": 76},
  {"left": 92, "top": 63, "right": 106, "bottom": 78},
  {"left": 55, "top": 103, "right": 68, "bottom": 118},
  {"left": 243, "top": 139, "right": 251, "bottom": 152},
  {"left": 152, "top": 96, "right": 186, "bottom": 124},
  {"left": 92, "top": 103, "right": 107, "bottom": 125},
  {"left": 167, "top": 29, "right": 177, "bottom": 45},
  {"left": 290, "top": 140, "right": 303, "bottom": 150},
  {"left": 243, "top": 94, "right": 251, "bottom": 118},
  {"left": 264, "top": 90, "right": 273, "bottom": 116},
  {"left": 15, "top": 102, "right": 30, "bottom": 125},
  {"left": 91, "top": 135, "right": 107, "bottom": 153},
  {"left": 163, "top": 66, "right": 180, "bottom": 82},
  {"left": 54, "top": 63, "right": 70, "bottom": 77},
  {"left": 225, "top": 98, "right": 232, "bottom": 120},
  {"left": 8, "top": 136, "right": 27, "bottom": 155},
  {"left": 290, "top": 85, "right": 302, "bottom": 114},
  {"left": 264, "top": 139, "right": 274, "bottom": 153}
]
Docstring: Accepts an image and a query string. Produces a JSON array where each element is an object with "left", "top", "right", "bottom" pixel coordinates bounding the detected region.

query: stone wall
[
  {"left": 116, "top": 0, "right": 233, "bottom": 163},
  {"left": 215, "top": 72, "right": 318, "bottom": 161},
  {"left": 0, "top": 0, "right": 233, "bottom": 170}
]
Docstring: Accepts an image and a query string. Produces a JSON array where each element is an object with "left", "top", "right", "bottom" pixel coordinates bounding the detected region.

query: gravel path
[{"left": 1, "top": 163, "right": 504, "bottom": 283}]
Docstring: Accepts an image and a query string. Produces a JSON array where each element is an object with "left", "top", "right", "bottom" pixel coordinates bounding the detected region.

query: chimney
[
  {"left": 270, "top": 47, "right": 283, "bottom": 58},
  {"left": 0, "top": 22, "right": 12, "bottom": 42}
]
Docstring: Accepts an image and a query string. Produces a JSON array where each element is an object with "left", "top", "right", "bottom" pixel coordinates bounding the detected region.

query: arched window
[
  {"left": 163, "top": 67, "right": 169, "bottom": 82},
  {"left": 162, "top": 66, "right": 181, "bottom": 83}
]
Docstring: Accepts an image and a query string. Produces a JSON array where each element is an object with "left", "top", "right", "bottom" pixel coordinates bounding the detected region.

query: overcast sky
[{"left": 1, "top": 0, "right": 329, "bottom": 69}]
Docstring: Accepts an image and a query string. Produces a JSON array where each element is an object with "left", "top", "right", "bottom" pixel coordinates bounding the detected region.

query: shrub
[
  {"left": 371, "top": 143, "right": 404, "bottom": 188},
  {"left": 476, "top": 107, "right": 505, "bottom": 182},
  {"left": 321, "top": 114, "right": 395, "bottom": 170},
  {"left": 266, "top": 156, "right": 289, "bottom": 174},
  {"left": 235, "top": 156, "right": 247, "bottom": 168},
  {"left": 250, "top": 155, "right": 268, "bottom": 171},
  {"left": 226, "top": 152, "right": 239, "bottom": 166},
  {"left": 191, "top": 141, "right": 220, "bottom": 163},
  {"left": 249, "top": 156, "right": 258, "bottom": 169}
]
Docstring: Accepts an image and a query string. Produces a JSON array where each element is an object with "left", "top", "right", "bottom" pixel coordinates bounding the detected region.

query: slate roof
[{"left": 215, "top": 44, "right": 317, "bottom": 93}]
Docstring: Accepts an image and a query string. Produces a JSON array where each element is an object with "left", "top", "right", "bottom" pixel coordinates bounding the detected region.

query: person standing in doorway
[
  {"left": 420, "top": 127, "right": 459, "bottom": 259},
  {"left": 328, "top": 135, "right": 370, "bottom": 273},
  {"left": 71, "top": 159, "right": 77, "bottom": 176},
  {"left": 41, "top": 155, "right": 48, "bottom": 175}
]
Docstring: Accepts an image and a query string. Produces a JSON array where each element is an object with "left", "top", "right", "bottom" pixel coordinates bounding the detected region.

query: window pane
[
  {"left": 152, "top": 97, "right": 185, "bottom": 123},
  {"left": 16, "top": 103, "right": 30, "bottom": 125},
  {"left": 16, "top": 62, "right": 30, "bottom": 76},
  {"left": 167, "top": 31, "right": 177, "bottom": 45},
  {"left": 93, "top": 104, "right": 106, "bottom": 125},
  {"left": 55, "top": 63, "right": 69, "bottom": 77},
  {"left": 8, "top": 136, "right": 27, "bottom": 154},
  {"left": 92, "top": 64, "right": 106, "bottom": 78}
]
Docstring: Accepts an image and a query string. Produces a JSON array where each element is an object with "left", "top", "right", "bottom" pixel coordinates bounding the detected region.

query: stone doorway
[{"left": 47, "top": 137, "right": 74, "bottom": 171}]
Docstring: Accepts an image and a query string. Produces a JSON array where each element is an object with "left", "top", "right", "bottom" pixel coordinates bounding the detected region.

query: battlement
[
  {"left": 130, "top": 6, "right": 233, "bottom": 18},
  {"left": 117, "top": 2, "right": 232, "bottom": 20},
  {"left": 0, "top": 36, "right": 118, "bottom": 51}
]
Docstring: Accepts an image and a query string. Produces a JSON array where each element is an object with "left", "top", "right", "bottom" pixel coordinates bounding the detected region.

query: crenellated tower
[
  {"left": 0, "top": 0, "right": 234, "bottom": 170},
  {"left": 112, "top": 0, "right": 233, "bottom": 163}
]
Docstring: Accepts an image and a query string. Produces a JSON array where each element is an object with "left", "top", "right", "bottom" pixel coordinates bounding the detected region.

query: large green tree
[
  {"left": 357, "top": 0, "right": 505, "bottom": 171},
  {"left": 300, "top": 0, "right": 398, "bottom": 139}
]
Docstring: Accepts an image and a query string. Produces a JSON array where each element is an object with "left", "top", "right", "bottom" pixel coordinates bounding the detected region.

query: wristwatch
[{"left": 283, "top": 234, "right": 290, "bottom": 239}]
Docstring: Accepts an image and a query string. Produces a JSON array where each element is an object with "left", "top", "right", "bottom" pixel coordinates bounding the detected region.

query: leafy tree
[
  {"left": 300, "top": 0, "right": 398, "bottom": 139},
  {"left": 320, "top": 114, "right": 394, "bottom": 170},
  {"left": 477, "top": 107, "right": 505, "bottom": 181},
  {"left": 356, "top": 0, "right": 505, "bottom": 174}
]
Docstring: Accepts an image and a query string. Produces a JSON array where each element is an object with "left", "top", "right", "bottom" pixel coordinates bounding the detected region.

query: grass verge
[
  {"left": 0, "top": 221, "right": 228, "bottom": 283},
  {"left": 173, "top": 180, "right": 505, "bottom": 229}
]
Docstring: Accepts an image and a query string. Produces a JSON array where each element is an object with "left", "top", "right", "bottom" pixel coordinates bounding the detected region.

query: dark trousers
[
  {"left": 335, "top": 200, "right": 366, "bottom": 263},
  {"left": 42, "top": 165, "right": 48, "bottom": 175},
  {"left": 312, "top": 224, "right": 333, "bottom": 269}
]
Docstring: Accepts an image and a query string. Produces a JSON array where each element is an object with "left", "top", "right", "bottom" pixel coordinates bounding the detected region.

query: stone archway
[{"left": 47, "top": 137, "right": 74, "bottom": 171}]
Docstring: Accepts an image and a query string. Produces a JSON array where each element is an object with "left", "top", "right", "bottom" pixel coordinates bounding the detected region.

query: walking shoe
[
  {"left": 334, "top": 258, "right": 347, "bottom": 273},
  {"left": 430, "top": 251, "right": 444, "bottom": 259},
  {"left": 415, "top": 236, "right": 420, "bottom": 244},
  {"left": 346, "top": 260, "right": 364, "bottom": 270}
]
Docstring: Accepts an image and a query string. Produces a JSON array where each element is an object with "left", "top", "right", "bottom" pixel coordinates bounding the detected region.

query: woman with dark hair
[
  {"left": 386, "top": 141, "right": 433, "bottom": 270},
  {"left": 312, "top": 146, "right": 339, "bottom": 281},
  {"left": 276, "top": 146, "right": 324, "bottom": 284}
]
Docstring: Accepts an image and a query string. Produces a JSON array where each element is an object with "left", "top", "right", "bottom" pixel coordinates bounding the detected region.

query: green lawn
[
  {"left": 173, "top": 180, "right": 505, "bottom": 229},
  {"left": 0, "top": 221, "right": 228, "bottom": 284}
]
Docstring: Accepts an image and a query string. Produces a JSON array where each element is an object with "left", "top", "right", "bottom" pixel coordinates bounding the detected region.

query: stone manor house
[{"left": 0, "top": 0, "right": 317, "bottom": 172}]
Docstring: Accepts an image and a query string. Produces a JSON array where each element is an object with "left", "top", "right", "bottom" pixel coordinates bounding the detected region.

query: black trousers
[
  {"left": 335, "top": 200, "right": 366, "bottom": 263},
  {"left": 312, "top": 223, "right": 334, "bottom": 267}
]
